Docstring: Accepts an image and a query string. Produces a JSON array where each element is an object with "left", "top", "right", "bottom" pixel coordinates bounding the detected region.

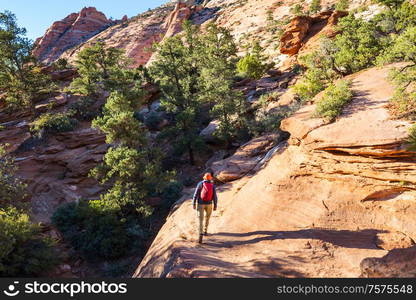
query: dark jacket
[{"left": 192, "top": 180, "right": 218, "bottom": 208}]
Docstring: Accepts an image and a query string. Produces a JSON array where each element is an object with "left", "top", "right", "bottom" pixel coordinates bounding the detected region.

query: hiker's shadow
[{"left": 206, "top": 228, "right": 387, "bottom": 250}]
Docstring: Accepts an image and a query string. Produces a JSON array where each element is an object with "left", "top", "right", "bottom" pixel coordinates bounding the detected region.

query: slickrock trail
[{"left": 135, "top": 64, "right": 416, "bottom": 278}]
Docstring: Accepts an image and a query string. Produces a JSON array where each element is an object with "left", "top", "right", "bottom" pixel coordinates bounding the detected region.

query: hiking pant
[{"left": 197, "top": 203, "right": 213, "bottom": 235}]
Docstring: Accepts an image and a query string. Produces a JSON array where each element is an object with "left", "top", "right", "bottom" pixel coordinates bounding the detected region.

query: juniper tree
[
  {"left": 0, "top": 11, "right": 54, "bottom": 113},
  {"left": 68, "top": 42, "right": 132, "bottom": 97},
  {"left": 199, "top": 24, "right": 246, "bottom": 145},
  {"left": 150, "top": 21, "right": 204, "bottom": 165},
  {"left": 380, "top": 26, "right": 416, "bottom": 118},
  {"left": 92, "top": 89, "right": 169, "bottom": 215},
  {"left": 0, "top": 145, "right": 27, "bottom": 209}
]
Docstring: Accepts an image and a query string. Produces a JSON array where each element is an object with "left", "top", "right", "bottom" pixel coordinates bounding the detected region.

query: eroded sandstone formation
[
  {"left": 280, "top": 10, "right": 348, "bottom": 56},
  {"left": 134, "top": 64, "right": 416, "bottom": 278},
  {"left": 60, "top": 2, "right": 200, "bottom": 67},
  {"left": 0, "top": 94, "right": 108, "bottom": 224},
  {"left": 33, "top": 7, "right": 115, "bottom": 64},
  {"left": 210, "top": 133, "right": 281, "bottom": 182}
]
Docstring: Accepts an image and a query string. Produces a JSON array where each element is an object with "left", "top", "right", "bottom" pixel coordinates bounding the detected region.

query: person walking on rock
[{"left": 192, "top": 172, "right": 218, "bottom": 243}]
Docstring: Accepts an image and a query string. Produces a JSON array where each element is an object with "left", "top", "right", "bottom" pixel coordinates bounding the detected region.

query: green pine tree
[
  {"left": 198, "top": 24, "right": 246, "bottom": 145},
  {"left": 68, "top": 42, "right": 132, "bottom": 97},
  {"left": 0, "top": 11, "right": 55, "bottom": 113},
  {"left": 150, "top": 21, "right": 204, "bottom": 165}
]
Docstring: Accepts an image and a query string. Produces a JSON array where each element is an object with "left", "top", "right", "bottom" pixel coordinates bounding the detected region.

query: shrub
[
  {"left": 291, "top": 38, "right": 343, "bottom": 102},
  {"left": 292, "top": 68, "right": 326, "bottom": 102},
  {"left": 52, "top": 200, "right": 148, "bottom": 261},
  {"left": 53, "top": 58, "right": 71, "bottom": 70},
  {"left": 0, "top": 145, "right": 27, "bottom": 209},
  {"left": 293, "top": 14, "right": 383, "bottom": 102},
  {"left": 67, "top": 97, "right": 98, "bottom": 121},
  {"left": 161, "top": 180, "right": 183, "bottom": 207},
  {"left": 379, "top": 26, "right": 416, "bottom": 119},
  {"left": 309, "top": 0, "right": 321, "bottom": 14},
  {"left": 406, "top": 124, "right": 416, "bottom": 151},
  {"left": 237, "top": 42, "right": 272, "bottom": 80},
  {"left": 333, "top": 14, "right": 382, "bottom": 75},
  {"left": 0, "top": 207, "right": 58, "bottom": 276},
  {"left": 314, "top": 80, "right": 353, "bottom": 121},
  {"left": 246, "top": 94, "right": 300, "bottom": 137},
  {"left": 30, "top": 113, "right": 78, "bottom": 137},
  {"left": 290, "top": 4, "right": 304, "bottom": 16},
  {"left": 237, "top": 54, "right": 267, "bottom": 79},
  {"left": 335, "top": 0, "right": 350, "bottom": 10},
  {"left": 374, "top": 0, "right": 405, "bottom": 9}
]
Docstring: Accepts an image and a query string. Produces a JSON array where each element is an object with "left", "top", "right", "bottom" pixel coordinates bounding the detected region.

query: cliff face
[
  {"left": 34, "top": 0, "right": 374, "bottom": 67},
  {"left": 0, "top": 94, "right": 108, "bottom": 224},
  {"left": 57, "top": 2, "right": 198, "bottom": 67},
  {"left": 33, "top": 7, "right": 114, "bottom": 64},
  {"left": 135, "top": 64, "right": 416, "bottom": 278}
]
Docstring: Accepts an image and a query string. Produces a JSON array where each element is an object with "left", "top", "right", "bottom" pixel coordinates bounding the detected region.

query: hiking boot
[{"left": 198, "top": 234, "right": 203, "bottom": 244}]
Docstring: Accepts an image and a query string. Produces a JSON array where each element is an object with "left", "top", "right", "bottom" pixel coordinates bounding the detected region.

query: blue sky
[{"left": 0, "top": 0, "right": 168, "bottom": 41}]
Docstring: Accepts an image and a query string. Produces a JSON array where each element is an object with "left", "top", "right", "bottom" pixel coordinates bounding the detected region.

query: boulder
[
  {"left": 211, "top": 133, "right": 280, "bottom": 182},
  {"left": 361, "top": 245, "right": 416, "bottom": 277},
  {"left": 55, "top": 128, "right": 106, "bottom": 149},
  {"left": 199, "top": 120, "right": 221, "bottom": 143},
  {"left": 50, "top": 69, "right": 78, "bottom": 81}
]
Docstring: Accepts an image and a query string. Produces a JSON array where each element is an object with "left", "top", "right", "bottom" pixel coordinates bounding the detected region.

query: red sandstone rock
[
  {"left": 280, "top": 15, "right": 312, "bottom": 56},
  {"left": 60, "top": 3, "right": 197, "bottom": 68},
  {"left": 280, "top": 10, "right": 347, "bottom": 56},
  {"left": 50, "top": 69, "right": 78, "bottom": 81},
  {"left": 163, "top": 2, "right": 193, "bottom": 38},
  {"left": 211, "top": 133, "right": 280, "bottom": 182},
  {"left": 361, "top": 245, "right": 416, "bottom": 277},
  {"left": 33, "top": 7, "right": 114, "bottom": 64},
  {"left": 375, "top": 232, "right": 414, "bottom": 251}
]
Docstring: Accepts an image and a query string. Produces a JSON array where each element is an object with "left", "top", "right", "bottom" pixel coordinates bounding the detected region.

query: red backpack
[{"left": 200, "top": 181, "right": 214, "bottom": 202}]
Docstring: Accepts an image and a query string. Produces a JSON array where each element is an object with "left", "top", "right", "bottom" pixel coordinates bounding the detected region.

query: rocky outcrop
[
  {"left": 210, "top": 133, "right": 280, "bottom": 182},
  {"left": 280, "top": 10, "right": 347, "bottom": 56},
  {"left": 14, "top": 126, "right": 108, "bottom": 224},
  {"left": 280, "top": 15, "right": 312, "bottom": 56},
  {"left": 40, "top": 65, "right": 78, "bottom": 81},
  {"left": 33, "top": 7, "right": 114, "bottom": 64},
  {"left": 135, "top": 64, "right": 416, "bottom": 278},
  {"left": 163, "top": 2, "right": 194, "bottom": 38},
  {"left": 59, "top": 2, "right": 198, "bottom": 67},
  {"left": 361, "top": 245, "right": 416, "bottom": 277},
  {"left": 0, "top": 93, "right": 108, "bottom": 224}
]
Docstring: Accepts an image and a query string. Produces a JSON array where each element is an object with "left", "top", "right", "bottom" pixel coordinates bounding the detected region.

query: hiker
[{"left": 192, "top": 172, "right": 218, "bottom": 243}]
